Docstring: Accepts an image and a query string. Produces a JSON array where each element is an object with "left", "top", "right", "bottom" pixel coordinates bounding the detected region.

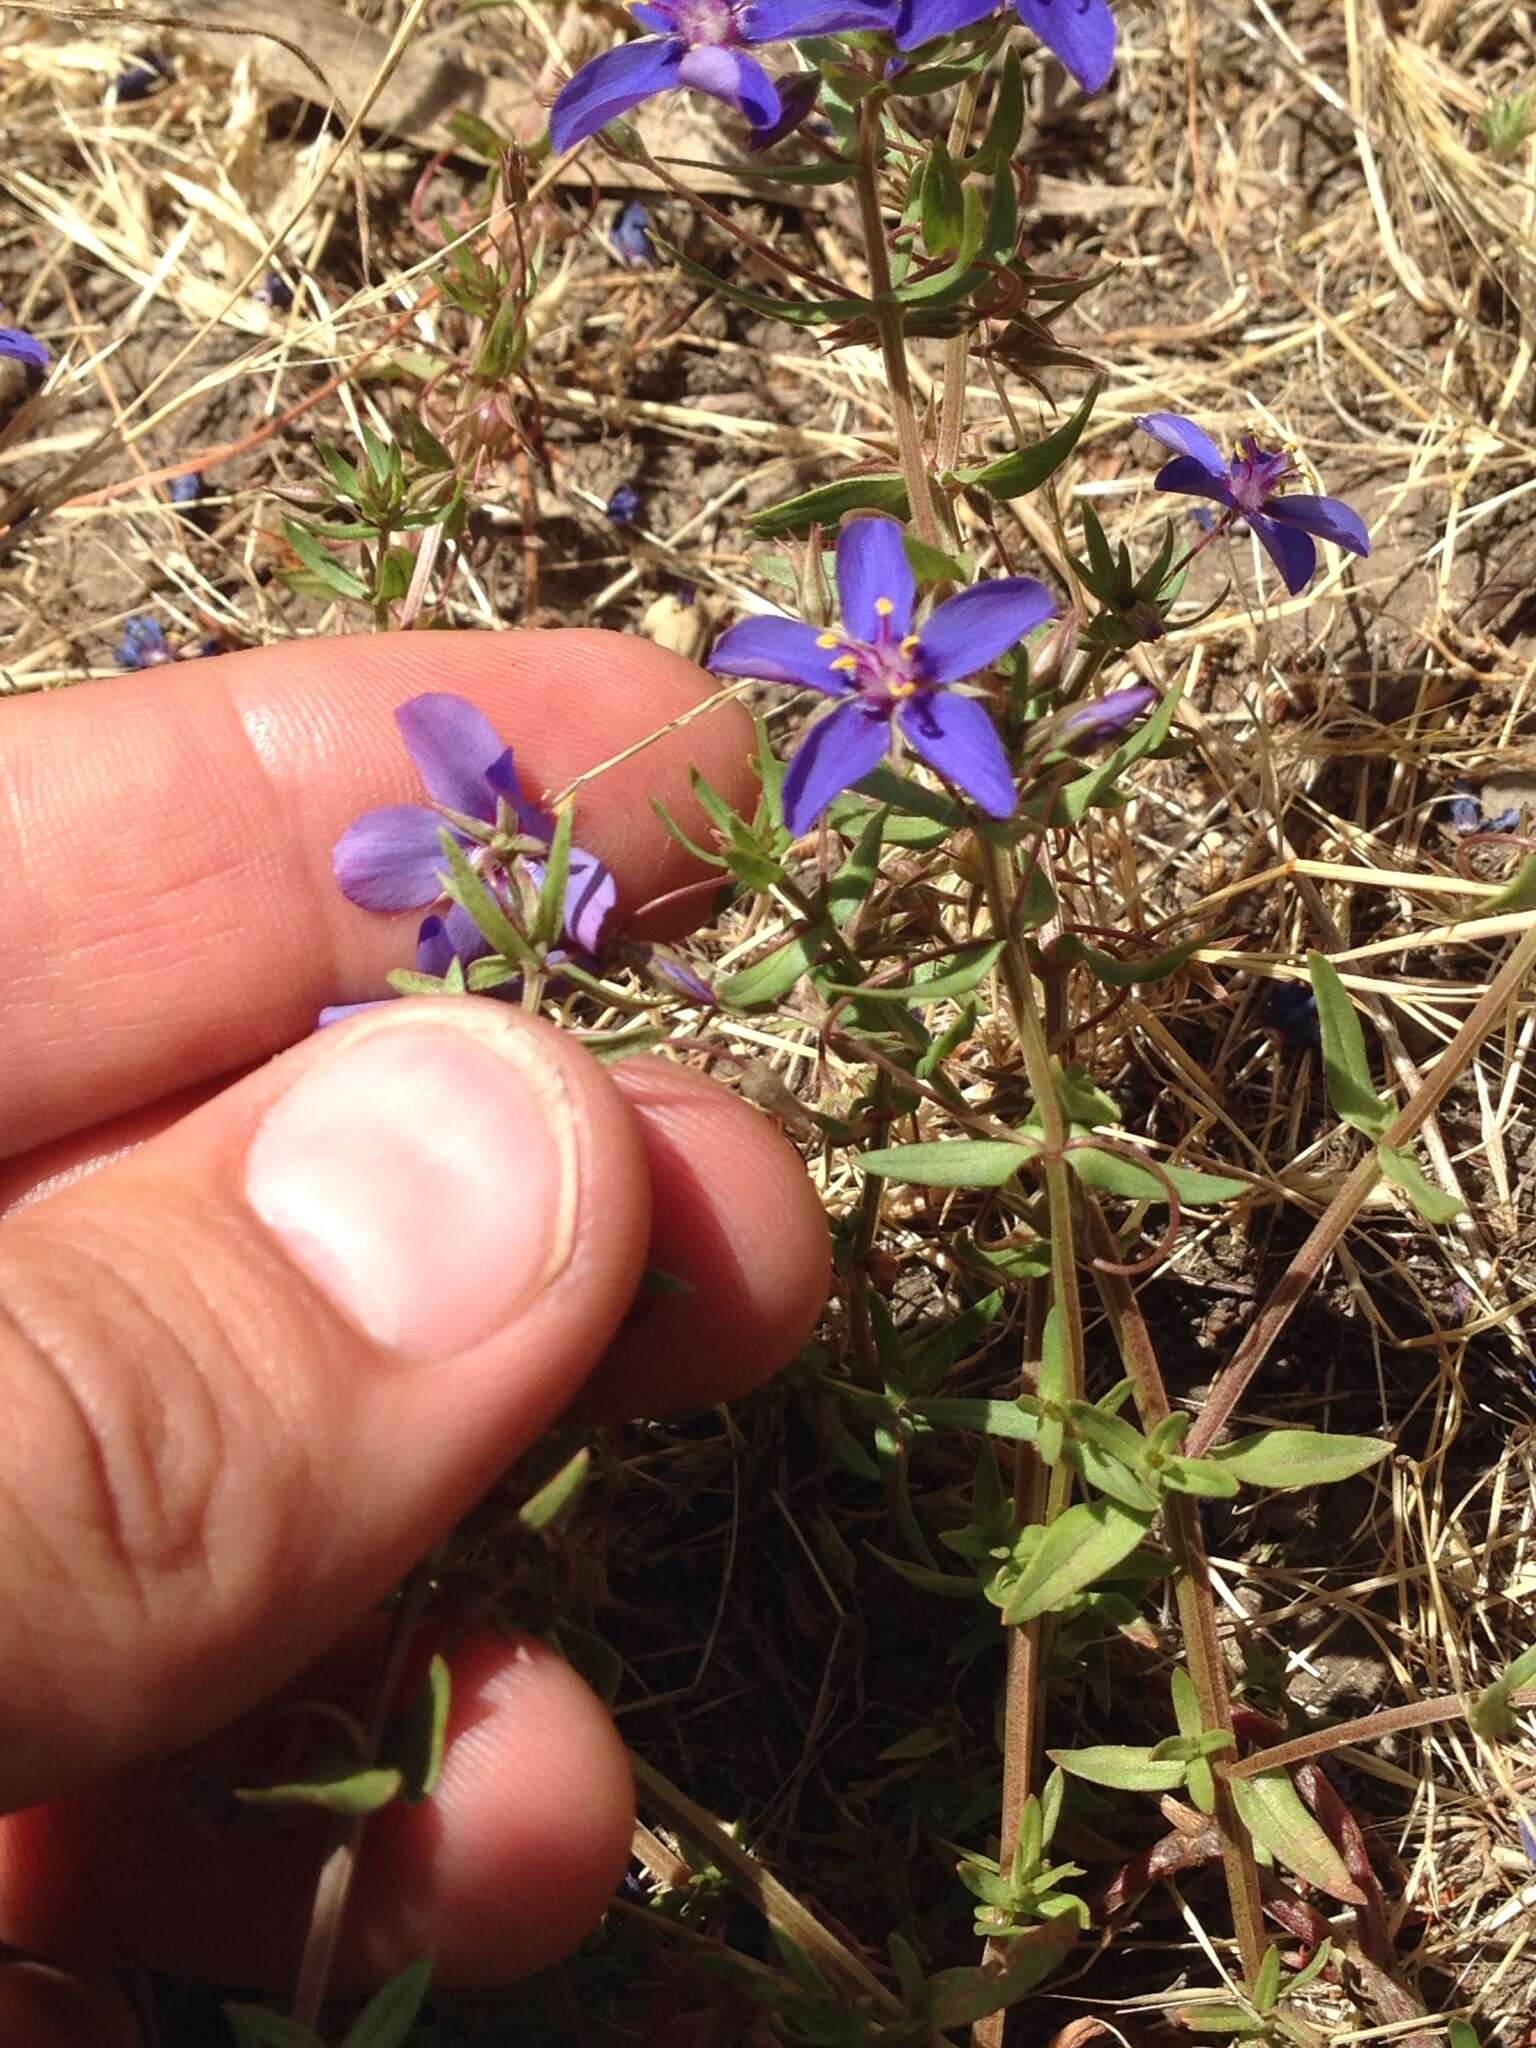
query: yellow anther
[
  {"left": 874, "top": 596, "right": 895, "bottom": 617},
  {"left": 889, "top": 680, "right": 919, "bottom": 700},
  {"left": 815, "top": 631, "right": 841, "bottom": 649},
  {"left": 831, "top": 655, "right": 859, "bottom": 673},
  {"left": 899, "top": 634, "right": 921, "bottom": 657}
]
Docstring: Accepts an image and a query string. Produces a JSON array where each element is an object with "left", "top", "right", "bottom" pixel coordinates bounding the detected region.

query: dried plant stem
[
  {"left": 1187, "top": 914, "right": 1536, "bottom": 1457},
  {"left": 1086, "top": 1210, "right": 1269, "bottom": 1985},
  {"left": 936, "top": 73, "right": 986, "bottom": 480},
  {"left": 853, "top": 99, "right": 947, "bottom": 551},
  {"left": 1226, "top": 1684, "right": 1536, "bottom": 1781}
]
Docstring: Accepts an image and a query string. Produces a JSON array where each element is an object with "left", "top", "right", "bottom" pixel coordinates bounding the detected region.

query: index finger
[{"left": 2, "top": 629, "right": 753, "bottom": 1158}]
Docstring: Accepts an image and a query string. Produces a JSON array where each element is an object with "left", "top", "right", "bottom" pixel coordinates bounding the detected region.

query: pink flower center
[
  {"left": 820, "top": 598, "right": 927, "bottom": 708},
  {"left": 1226, "top": 435, "right": 1294, "bottom": 516},
  {"left": 668, "top": 0, "right": 744, "bottom": 44}
]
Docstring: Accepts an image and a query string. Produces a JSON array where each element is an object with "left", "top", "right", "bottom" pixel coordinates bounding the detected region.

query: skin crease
[{"left": 0, "top": 631, "right": 831, "bottom": 2035}]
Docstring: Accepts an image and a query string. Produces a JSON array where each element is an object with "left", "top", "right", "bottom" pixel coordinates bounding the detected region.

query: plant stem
[
  {"left": 936, "top": 73, "right": 986, "bottom": 480},
  {"left": 853, "top": 97, "right": 948, "bottom": 551}
]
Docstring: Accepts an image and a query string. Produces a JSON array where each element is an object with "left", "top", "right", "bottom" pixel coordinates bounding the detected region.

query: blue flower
[
  {"left": 332, "top": 693, "right": 619, "bottom": 961},
  {"left": 115, "top": 616, "right": 174, "bottom": 669},
  {"left": 895, "top": 0, "right": 1115, "bottom": 93},
  {"left": 709, "top": 516, "right": 1055, "bottom": 833},
  {"left": 0, "top": 326, "right": 49, "bottom": 387},
  {"left": 111, "top": 56, "right": 169, "bottom": 103},
  {"left": 613, "top": 201, "right": 658, "bottom": 267},
  {"left": 606, "top": 482, "right": 643, "bottom": 524},
  {"left": 549, "top": 0, "right": 895, "bottom": 153},
  {"left": 1136, "top": 413, "right": 1371, "bottom": 596},
  {"left": 169, "top": 472, "right": 204, "bottom": 506}
]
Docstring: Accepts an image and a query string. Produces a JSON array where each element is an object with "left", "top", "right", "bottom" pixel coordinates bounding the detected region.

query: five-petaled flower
[
  {"left": 895, "top": 0, "right": 1115, "bottom": 93},
  {"left": 709, "top": 516, "right": 1055, "bottom": 834},
  {"left": 548, "top": 0, "right": 891, "bottom": 154},
  {"left": 333, "top": 693, "right": 618, "bottom": 964},
  {"left": 1135, "top": 413, "right": 1370, "bottom": 596}
]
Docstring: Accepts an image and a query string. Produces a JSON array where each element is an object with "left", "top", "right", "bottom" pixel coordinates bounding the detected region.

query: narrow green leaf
[
  {"left": 1463, "top": 853, "right": 1536, "bottom": 918},
  {"left": 1002, "top": 1499, "right": 1153, "bottom": 1624},
  {"left": 858, "top": 1139, "right": 1032, "bottom": 1188},
  {"left": 927, "top": 1927, "right": 1069, "bottom": 2025},
  {"left": 1170, "top": 1667, "right": 1202, "bottom": 1738},
  {"left": 281, "top": 519, "right": 370, "bottom": 601},
  {"left": 746, "top": 473, "right": 908, "bottom": 539},
  {"left": 341, "top": 1958, "right": 434, "bottom": 2048},
  {"left": 1307, "top": 952, "right": 1393, "bottom": 1138},
  {"left": 824, "top": 942, "right": 1005, "bottom": 1006},
  {"left": 1471, "top": 1643, "right": 1536, "bottom": 1738},
  {"left": 384, "top": 1653, "right": 451, "bottom": 1804},
  {"left": 920, "top": 135, "right": 965, "bottom": 255},
  {"left": 1232, "top": 1770, "right": 1366, "bottom": 1903},
  {"left": 1052, "top": 928, "right": 1207, "bottom": 987},
  {"left": 1209, "top": 1429, "right": 1391, "bottom": 1490},
  {"left": 1160, "top": 1455, "right": 1241, "bottom": 1500},
  {"left": 1378, "top": 1143, "right": 1464, "bottom": 1223},
  {"left": 518, "top": 1445, "right": 590, "bottom": 1531},
  {"left": 666, "top": 242, "right": 872, "bottom": 326},
  {"left": 973, "top": 47, "right": 1023, "bottom": 171},
  {"left": 911, "top": 1396, "right": 1040, "bottom": 1442},
  {"left": 904, "top": 534, "right": 971, "bottom": 583},
  {"left": 958, "top": 382, "right": 1100, "bottom": 500},
  {"left": 1065, "top": 1145, "right": 1248, "bottom": 1206},
  {"left": 224, "top": 2007, "right": 326, "bottom": 2048},
  {"left": 531, "top": 804, "right": 574, "bottom": 951},
  {"left": 437, "top": 831, "right": 538, "bottom": 971},
  {"left": 866, "top": 1544, "right": 980, "bottom": 1598},
  {"left": 234, "top": 1765, "right": 403, "bottom": 1818},
  {"left": 1046, "top": 1744, "right": 1186, "bottom": 1791},
  {"left": 1176, "top": 2007, "right": 1266, "bottom": 2037},
  {"left": 1252, "top": 1942, "right": 1282, "bottom": 2015},
  {"left": 717, "top": 924, "right": 830, "bottom": 1007}
]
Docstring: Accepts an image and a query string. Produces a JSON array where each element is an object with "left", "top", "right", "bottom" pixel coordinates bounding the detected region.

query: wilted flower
[
  {"left": 1136, "top": 413, "right": 1370, "bottom": 596},
  {"left": 606, "top": 482, "right": 643, "bottom": 524},
  {"left": 333, "top": 692, "right": 618, "bottom": 960},
  {"left": 710, "top": 516, "right": 1055, "bottom": 833},
  {"left": 255, "top": 273, "right": 295, "bottom": 310},
  {"left": 895, "top": 0, "right": 1115, "bottom": 93},
  {"left": 612, "top": 201, "right": 658, "bottom": 267},
  {"left": 0, "top": 326, "right": 49, "bottom": 388},
  {"left": 111, "top": 56, "right": 168, "bottom": 103},
  {"left": 548, "top": 0, "right": 893, "bottom": 154},
  {"left": 115, "top": 615, "right": 174, "bottom": 669}
]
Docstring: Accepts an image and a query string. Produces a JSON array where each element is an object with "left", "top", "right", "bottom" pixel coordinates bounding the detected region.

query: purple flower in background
[
  {"left": 1136, "top": 414, "right": 1370, "bottom": 596},
  {"left": 115, "top": 615, "right": 174, "bottom": 669},
  {"left": 548, "top": 0, "right": 894, "bottom": 154},
  {"left": 169, "top": 471, "right": 204, "bottom": 505},
  {"left": 606, "top": 482, "right": 643, "bottom": 524},
  {"left": 0, "top": 326, "right": 49, "bottom": 387},
  {"left": 612, "top": 201, "right": 658, "bottom": 267},
  {"left": 710, "top": 517, "right": 1054, "bottom": 833},
  {"left": 333, "top": 692, "right": 619, "bottom": 960},
  {"left": 895, "top": 0, "right": 1115, "bottom": 93},
  {"left": 111, "top": 56, "right": 169, "bottom": 103},
  {"left": 1058, "top": 682, "right": 1157, "bottom": 752},
  {"left": 256, "top": 272, "right": 295, "bottom": 310}
]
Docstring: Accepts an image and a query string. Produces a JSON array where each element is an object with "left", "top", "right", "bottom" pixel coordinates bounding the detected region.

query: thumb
[{"left": 0, "top": 1002, "right": 648, "bottom": 1809}]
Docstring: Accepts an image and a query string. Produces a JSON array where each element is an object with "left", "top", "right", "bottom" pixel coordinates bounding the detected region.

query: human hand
[{"left": 0, "top": 630, "right": 829, "bottom": 2043}]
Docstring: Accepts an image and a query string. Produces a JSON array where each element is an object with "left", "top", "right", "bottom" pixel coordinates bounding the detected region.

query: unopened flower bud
[{"left": 1027, "top": 607, "right": 1080, "bottom": 692}]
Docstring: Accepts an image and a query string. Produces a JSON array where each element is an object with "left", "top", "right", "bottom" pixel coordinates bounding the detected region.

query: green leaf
[
  {"left": 858, "top": 1139, "right": 1031, "bottom": 1188},
  {"left": 281, "top": 519, "right": 370, "bottom": 602},
  {"left": 910, "top": 1396, "right": 1040, "bottom": 1442},
  {"left": 1002, "top": 1499, "right": 1153, "bottom": 1624},
  {"left": 531, "top": 803, "right": 574, "bottom": 950},
  {"left": 973, "top": 47, "right": 1023, "bottom": 172},
  {"left": 866, "top": 1544, "right": 980, "bottom": 1598},
  {"left": 1465, "top": 853, "right": 1536, "bottom": 917},
  {"left": 1284, "top": 1936, "right": 1333, "bottom": 1995},
  {"left": 1052, "top": 928, "right": 1208, "bottom": 987},
  {"left": 1176, "top": 2006, "right": 1266, "bottom": 2037},
  {"left": 666, "top": 243, "right": 872, "bottom": 327},
  {"left": 1160, "top": 1455, "right": 1241, "bottom": 1500},
  {"left": 957, "top": 382, "right": 1100, "bottom": 501},
  {"left": 437, "top": 831, "right": 538, "bottom": 971},
  {"left": 1065, "top": 1145, "right": 1248, "bottom": 1206},
  {"left": 341, "top": 1958, "right": 434, "bottom": 2047},
  {"left": 1047, "top": 1744, "right": 1187, "bottom": 1791},
  {"left": 1470, "top": 1643, "right": 1536, "bottom": 1738},
  {"left": 1307, "top": 952, "right": 1393, "bottom": 1139},
  {"left": 1252, "top": 1942, "right": 1282, "bottom": 2015},
  {"left": 920, "top": 135, "right": 965, "bottom": 256},
  {"left": 381, "top": 1654, "right": 451, "bottom": 1804},
  {"left": 904, "top": 534, "right": 971, "bottom": 583},
  {"left": 927, "top": 1927, "right": 1069, "bottom": 2025},
  {"left": 234, "top": 1764, "right": 403, "bottom": 1818},
  {"left": 1378, "top": 1143, "right": 1464, "bottom": 1223},
  {"left": 824, "top": 941, "right": 1005, "bottom": 1005},
  {"left": 1170, "top": 1667, "right": 1202, "bottom": 1738},
  {"left": 1447, "top": 2021, "right": 1484, "bottom": 2048},
  {"left": 1232, "top": 1770, "right": 1366, "bottom": 1903},
  {"left": 717, "top": 923, "right": 830, "bottom": 1007},
  {"left": 1209, "top": 1429, "right": 1391, "bottom": 1490},
  {"left": 746, "top": 473, "right": 908, "bottom": 539},
  {"left": 224, "top": 2008, "right": 326, "bottom": 2048},
  {"left": 518, "top": 1445, "right": 590, "bottom": 1530}
]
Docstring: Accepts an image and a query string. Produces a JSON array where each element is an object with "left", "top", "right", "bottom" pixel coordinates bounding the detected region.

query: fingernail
[{"left": 245, "top": 1013, "right": 576, "bottom": 1358}]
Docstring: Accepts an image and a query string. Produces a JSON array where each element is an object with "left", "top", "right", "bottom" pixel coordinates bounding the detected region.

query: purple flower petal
[
  {"left": 0, "top": 327, "right": 49, "bottom": 380},
  {"left": 1059, "top": 683, "right": 1157, "bottom": 750},
  {"left": 836, "top": 517, "right": 916, "bottom": 642},
  {"left": 485, "top": 746, "right": 556, "bottom": 841},
  {"left": 746, "top": 66, "right": 821, "bottom": 149},
  {"left": 1245, "top": 511, "right": 1316, "bottom": 595},
  {"left": 1014, "top": 0, "right": 1116, "bottom": 92},
  {"left": 1152, "top": 455, "right": 1236, "bottom": 505},
  {"left": 333, "top": 805, "right": 457, "bottom": 911},
  {"left": 675, "top": 45, "right": 780, "bottom": 128},
  {"left": 438, "top": 900, "right": 492, "bottom": 964},
  {"left": 394, "top": 694, "right": 505, "bottom": 820},
  {"left": 319, "top": 999, "right": 393, "bottom": 1027},
  {"left": 742, "top": 0, "right": 895, "bottom": 36},
  {"left": 916, "top": 576, "right": 1057, "bottom": 683},
  {"left": 629, "top": 1, "right": 676, "bottom": 23},
  {"left": 709, "top": 616, "right": 853, "bottom": 694},
  {"left": 1136, "top": 412, "right": 1229, "bottom": 484},
  {"left": 415, "top": 913, "right": 458, "bottom": 977},
  {"left": 782, "top": 700, "right": 892, "bottom": 834},
  {"left": 564, "top": 847, "right": 621, "bottom": 958},
  {"left": 898, "top": 692, "right": 1016, "bottom": 817},
  {"left": 549, "top": 36, "right": 686, "bottom": 153},
  {"left": 895, "top": 0, "right": 998, "bottom": 47},
  {"left": 1264, "top": 492, "right": 1370, "bottom": 557}
]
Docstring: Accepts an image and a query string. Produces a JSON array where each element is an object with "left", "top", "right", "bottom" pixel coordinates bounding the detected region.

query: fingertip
[
  {"left": 0, "top": 1964, "right": 139, "bottom": 2048},
  {"left": 575, "top": 1059, "right": 830, "bottom": 1419}
]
